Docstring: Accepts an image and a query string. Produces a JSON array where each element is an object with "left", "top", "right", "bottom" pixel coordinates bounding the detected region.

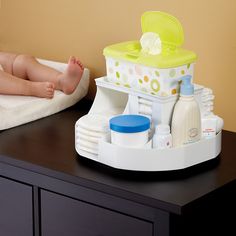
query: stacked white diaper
[
  {"left": 201, "top": 88, "right": 215, "bottom": 116},
  {"left": 137, "top": 97, "right": 156, "bottom": 137},
  {"left": 138, "top": 98, "right": 152, "bottom": 120},
  {"left": 137, "top": 87, "right": 215, "bottom": 121},
  {"left": 75, "top": 114, "right": 110, "bottom": 155}
]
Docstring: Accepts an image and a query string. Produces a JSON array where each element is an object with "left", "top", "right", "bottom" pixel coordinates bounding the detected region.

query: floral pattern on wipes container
[{"left": 106, "top": 57, "right": 194, "bottom": 96}]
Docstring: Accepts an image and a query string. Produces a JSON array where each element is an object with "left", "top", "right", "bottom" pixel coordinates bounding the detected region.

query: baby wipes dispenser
[{"left": 103, "top": 11, "right": 197, "bottom": 96}]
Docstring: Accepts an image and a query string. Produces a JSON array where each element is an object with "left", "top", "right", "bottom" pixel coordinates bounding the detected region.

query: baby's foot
[
  {"left": 30, "top": 82, "right": 55, "bottom": 99},
  {"left": 59, "top": 56, "right": 84, "bottom": 95}
]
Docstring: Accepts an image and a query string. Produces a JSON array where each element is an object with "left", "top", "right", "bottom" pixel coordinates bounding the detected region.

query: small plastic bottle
[
  {"left": 201, "top": 112, "right": 224, "bottom": 139},
  {"left": 152, "top": 124, "right": 172, "bottom": 149}
]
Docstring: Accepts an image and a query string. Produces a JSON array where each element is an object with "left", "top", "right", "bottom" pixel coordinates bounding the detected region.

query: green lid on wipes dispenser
[
  {"left": 103, "top": 11, "right": 197, "bottom": 68},
  {"left": 141, "top": 11, "right": 184, "bottom": 50}
]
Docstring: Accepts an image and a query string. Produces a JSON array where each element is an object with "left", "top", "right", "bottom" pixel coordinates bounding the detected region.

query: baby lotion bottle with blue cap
[
  {"left": 171, "top": 75, "right": 201, "bottom": 147},
  {"left": 109, "top": 115, "right": 150, "bottom": 147}
]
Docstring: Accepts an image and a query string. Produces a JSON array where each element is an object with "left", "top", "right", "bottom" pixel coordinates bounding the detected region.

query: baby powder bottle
[
  {"left": 171, "top": 75, "right": 201, "bottom": 147},
  {"left": 152, "top": 124, "right": 172, "bottom": 149}
]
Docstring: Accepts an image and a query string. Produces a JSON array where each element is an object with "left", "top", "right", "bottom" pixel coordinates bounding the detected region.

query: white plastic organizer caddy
[
  {"left": 75, "top": 11, "right": 222, "bottom": 171},
  {"left": 75, "top": 77, "right": 222, "bottom": 171}
]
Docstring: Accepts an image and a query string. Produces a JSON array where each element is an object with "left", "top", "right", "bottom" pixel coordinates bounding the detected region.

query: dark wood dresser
[{"left": 0, "top": 99, "right": 235, "bottom": 236}]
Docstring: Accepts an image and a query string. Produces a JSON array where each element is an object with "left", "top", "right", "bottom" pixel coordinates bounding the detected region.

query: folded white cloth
[
  {"left": 77, "top": 126, "right": 107, "bottom": 138},
  {"left": 76, "top": 144, "right": 98, "bottom": 155},
  {"left": 0, "top": 59, "right": 89, "bottom": 130},
  {"left": 139, "top": 98, "right": 153, "bottom": 106},
  {"left": 76, "top": 138, "right": 98, "bottom": 150},
  {"left": 204, "top": 105, "right": 214, "bottom": 112},
  {"left": 201, "top": 95, "right": 215, "bottom": 102},
  {"left": 139, "top": 104, "right": 152, "bottom": 115},
  {"left": 75, "top": 113, "right": 112, "bottom": 157},
  {"left": 78, "top": 132, "right": 102, "bottom": 144},
  {"left": 202, "top": 88, "right": 213, "bottom": 95},
  {"left": 202, "top": 101, "right": 214, "bottom": 106},
  {"left": 77, "top": 114, "right": 110, "bottom": 132}
]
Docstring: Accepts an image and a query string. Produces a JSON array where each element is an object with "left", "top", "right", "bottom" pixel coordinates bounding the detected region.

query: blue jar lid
[{"left": 109, "top": 115, "right": 150, "bottom": 133}]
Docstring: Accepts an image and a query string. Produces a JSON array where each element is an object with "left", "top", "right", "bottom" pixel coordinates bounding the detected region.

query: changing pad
[{"left": 0, "top": 58, "right": 89, "bottom": 130}]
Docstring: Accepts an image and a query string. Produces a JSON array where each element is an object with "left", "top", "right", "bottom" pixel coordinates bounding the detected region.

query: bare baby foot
[
  {"left": 30, "top": 82, "right": 55, "bottom": 99},
  {"left": 59, "top": 56, "right": 84, "bottom": 95}
]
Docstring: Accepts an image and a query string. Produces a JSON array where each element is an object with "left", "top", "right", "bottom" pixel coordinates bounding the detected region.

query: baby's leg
[
  {"left": 0, "top": 70, "right": 55, "bottom": 98},
  {"left": 0, "top": 52, "right": 18, "bottom": 74},
  {"left": 12, "top": 54, "right": 62, "bottom": 86},
  {"left": 12, "top": 55, "right": 84, "bottom": 94}
]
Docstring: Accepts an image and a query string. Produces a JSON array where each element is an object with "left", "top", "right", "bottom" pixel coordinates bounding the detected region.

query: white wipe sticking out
[{"left": 140, "top": 32, "right": 162, "bottom": 55}]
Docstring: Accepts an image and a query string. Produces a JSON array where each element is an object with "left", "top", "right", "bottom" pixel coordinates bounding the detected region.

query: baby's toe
[
  {"left": 48, "top": 90, "right": 54, "bottom": 98},
  {"left": 70, "top": 56, "right": 76, "bottom": 64},
  {"left": 76, "top": 60, "right": 84, "bottom": 69},
  {"left": 47, "top": 82, "right": 55, "bottom": 89}
]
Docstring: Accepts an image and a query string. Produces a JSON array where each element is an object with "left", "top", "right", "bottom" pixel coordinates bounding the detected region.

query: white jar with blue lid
[{"left": 109, "top": 115, "right": 150, "bottom": 147}]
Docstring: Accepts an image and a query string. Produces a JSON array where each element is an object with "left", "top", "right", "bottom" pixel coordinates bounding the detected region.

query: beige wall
[{"left": 0, "top": 0, "right": 235, "bottom": 132}]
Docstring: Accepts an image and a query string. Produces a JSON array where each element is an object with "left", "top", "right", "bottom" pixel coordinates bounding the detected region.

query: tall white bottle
[{"left": 171, "top": 75, "right": 201, "bottom": 147}]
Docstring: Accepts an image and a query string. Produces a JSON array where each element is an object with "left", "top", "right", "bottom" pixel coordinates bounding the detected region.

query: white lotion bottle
[{"left": 171, "top": 75, "right": 201, "bottom": 147}]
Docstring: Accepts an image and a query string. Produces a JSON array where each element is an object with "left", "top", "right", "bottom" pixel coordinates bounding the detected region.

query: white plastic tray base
[
  {"left": 75, "top": 76, "right": 222, "bottom": 172},
  {"left": 76, "top": 131, "right": 221, "bottom": 171}
]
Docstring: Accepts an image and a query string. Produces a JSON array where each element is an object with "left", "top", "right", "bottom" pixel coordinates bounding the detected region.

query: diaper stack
[
  {"left": 138, "top": 98, "right": 152, "bottom": 119},
  {"left": 201, "top": 88, "right": 215, "bottom": 116},
  {"left": 75, "top": 114, "right": 109, "bottom": 155}
]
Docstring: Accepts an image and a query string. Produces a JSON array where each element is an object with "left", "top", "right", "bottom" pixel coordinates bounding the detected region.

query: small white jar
[
  {"left": 152, "top": 124, "right": 172, "bottom": 149},
  {"left": 109, "top": 115, "right": 150, "bottom": 147}
]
